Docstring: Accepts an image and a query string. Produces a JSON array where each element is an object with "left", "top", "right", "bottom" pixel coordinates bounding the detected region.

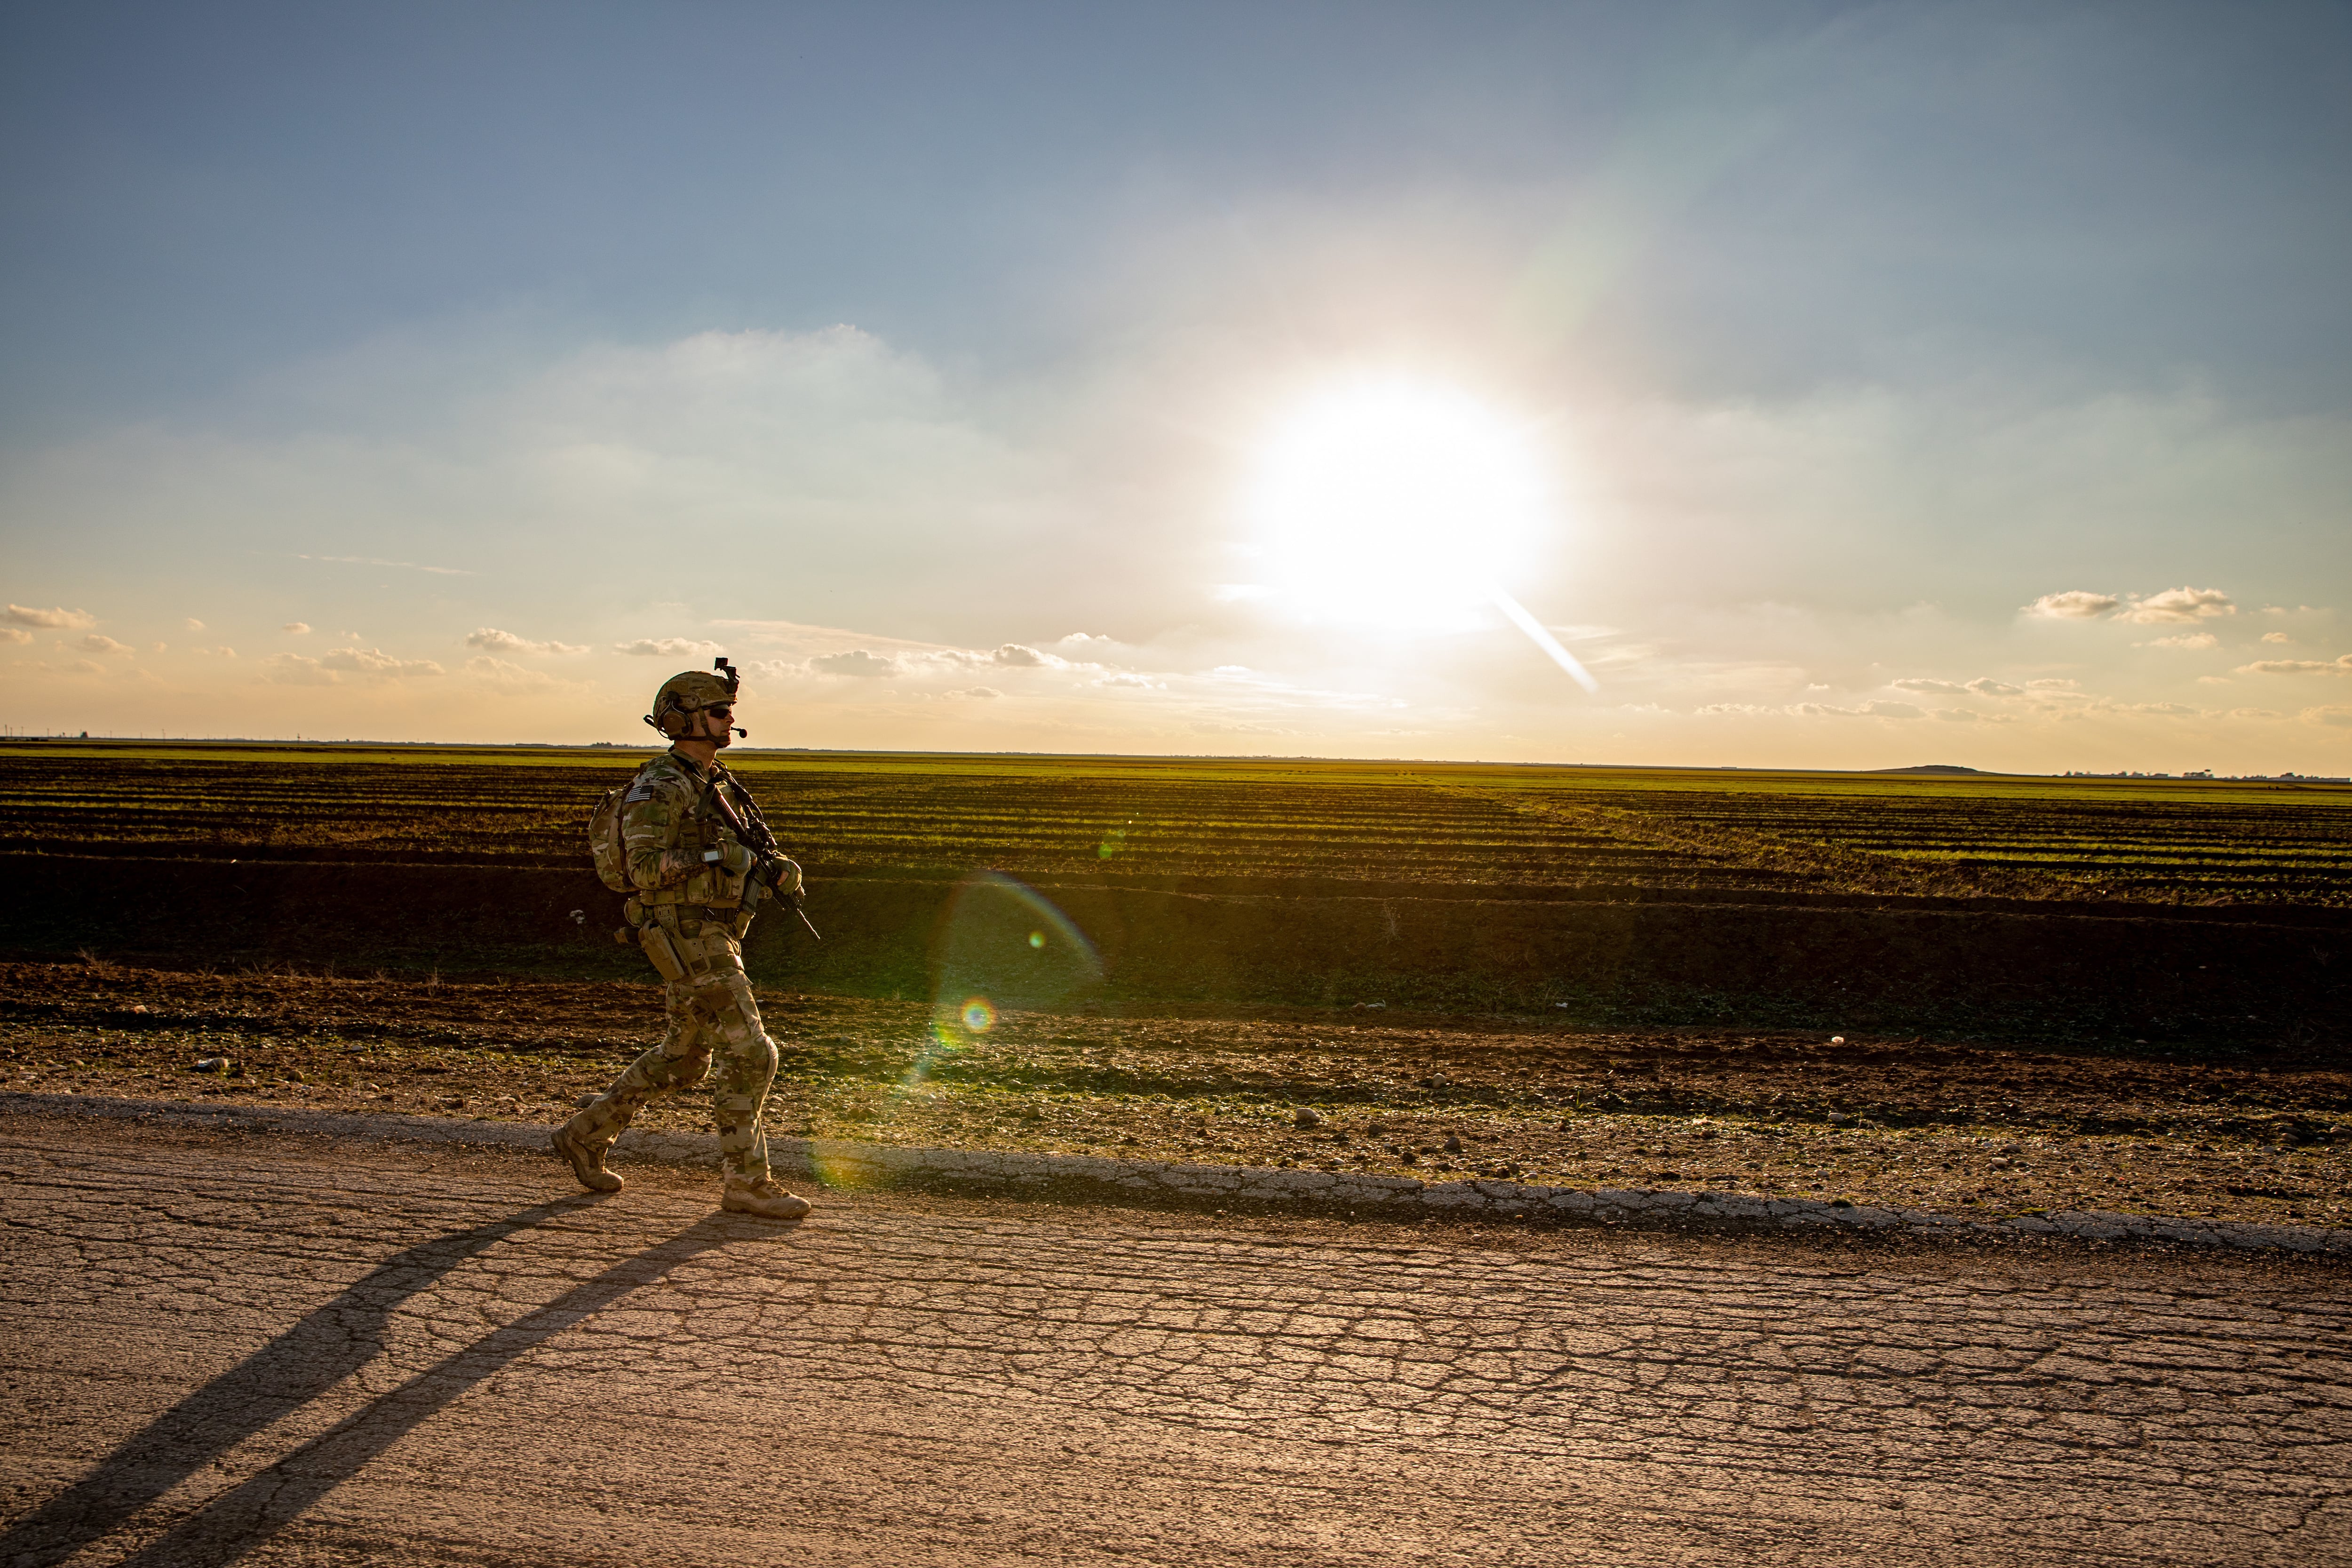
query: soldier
[{"left": 552, "top": 665, "right": 815, "bottom": 1220}]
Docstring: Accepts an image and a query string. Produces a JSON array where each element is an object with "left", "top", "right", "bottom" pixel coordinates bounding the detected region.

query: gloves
[{"left": 700, "top": 841, "right": 794, "bottom": 893}]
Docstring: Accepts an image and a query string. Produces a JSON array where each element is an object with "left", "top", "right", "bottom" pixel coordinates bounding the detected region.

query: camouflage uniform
[{"left": 565, "top": 747, "right": 787, "bottom": 1185}]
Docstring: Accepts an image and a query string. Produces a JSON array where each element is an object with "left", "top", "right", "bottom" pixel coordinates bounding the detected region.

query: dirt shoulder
[{"left": 3, "top": 959, "right": 2344, "bottom": 1228}]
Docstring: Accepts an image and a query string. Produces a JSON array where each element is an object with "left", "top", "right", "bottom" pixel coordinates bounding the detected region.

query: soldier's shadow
[{"left": 0, "top": 1200, "right": 745, "bottom": 1568}]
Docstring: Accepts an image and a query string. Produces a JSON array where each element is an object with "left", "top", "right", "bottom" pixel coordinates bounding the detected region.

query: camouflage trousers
[{"left": 566, "top": 922, "right": 778, "bottom": 1184}]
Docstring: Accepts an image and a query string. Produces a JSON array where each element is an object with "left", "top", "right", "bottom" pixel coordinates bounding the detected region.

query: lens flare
[
  {"left": 808, "top": 874, "right": 1105, "bottom": 1194},
  {"left": 932, "top": 872, "right": 1103, "bottom": 1012}
]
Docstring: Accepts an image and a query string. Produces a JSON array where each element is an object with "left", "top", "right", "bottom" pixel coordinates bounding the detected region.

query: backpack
[{"left": 588, "top": 764, "right": 655, "bottom": 892}]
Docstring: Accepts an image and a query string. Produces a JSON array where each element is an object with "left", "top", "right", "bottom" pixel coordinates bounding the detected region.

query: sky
[{"left": 2, "top": 0, "right": 2348, "bottom": 771}]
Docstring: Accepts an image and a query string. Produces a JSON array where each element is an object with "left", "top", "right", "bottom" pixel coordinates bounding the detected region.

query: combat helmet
[{"left": 645, "top": 657, "right": 743, "bottom": 739}]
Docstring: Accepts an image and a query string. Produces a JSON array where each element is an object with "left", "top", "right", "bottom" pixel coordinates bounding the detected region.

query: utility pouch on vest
[{"left": 638, "top": 924, "right": 690, "bottom": 985}]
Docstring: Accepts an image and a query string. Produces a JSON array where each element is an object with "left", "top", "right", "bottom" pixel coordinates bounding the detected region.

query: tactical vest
[{"left": 635, "top": 761, "right": 752, "bottom": 911}]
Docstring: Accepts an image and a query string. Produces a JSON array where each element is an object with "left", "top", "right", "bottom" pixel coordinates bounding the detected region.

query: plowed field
[
  {"left": 7, "top": 741, "right": 2349, "bottom": 903},
  {"left": 4, "top": 741, "right": 2348, "bottom": 1048}
]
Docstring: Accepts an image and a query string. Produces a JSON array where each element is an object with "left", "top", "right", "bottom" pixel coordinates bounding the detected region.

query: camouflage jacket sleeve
[
  {"left": 620, "top": 761, "right": 707, "bottom": 891},
  {"left": 621, "top": 754, "right": 757, "bottom": 906}
]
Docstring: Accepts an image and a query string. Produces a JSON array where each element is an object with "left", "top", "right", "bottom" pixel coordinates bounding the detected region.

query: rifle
[{"left": 702, "top": 769, "right": 822, "bottom": 941}]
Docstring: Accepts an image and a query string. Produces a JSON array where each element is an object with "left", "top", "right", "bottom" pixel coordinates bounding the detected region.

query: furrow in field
[{"left": 5, "top": 749, "right": 2350, "bottom": 905}]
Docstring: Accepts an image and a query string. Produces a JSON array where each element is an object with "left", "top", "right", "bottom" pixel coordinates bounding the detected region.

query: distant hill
[{"left": 1872, "top": 764, "right": 1984, "bottom": 775}]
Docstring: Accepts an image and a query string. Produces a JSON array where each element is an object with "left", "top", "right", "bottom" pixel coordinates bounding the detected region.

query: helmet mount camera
[{"left": 713, "top": 656, "right": 748, "bottom": 738}]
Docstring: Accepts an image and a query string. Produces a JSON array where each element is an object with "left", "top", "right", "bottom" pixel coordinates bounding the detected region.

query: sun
[{"left": 1244, "top": 376, "right": 1550, "bottom": 628}]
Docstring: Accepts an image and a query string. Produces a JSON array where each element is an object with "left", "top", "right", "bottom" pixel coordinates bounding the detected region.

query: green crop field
[{"left": 4, "top": 740, "right": 2349, "bottom": 907}]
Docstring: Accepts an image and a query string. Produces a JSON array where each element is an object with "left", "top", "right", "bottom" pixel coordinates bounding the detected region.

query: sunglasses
[{"left": 699, "top": 704, "right": 734, "bottom": 722}]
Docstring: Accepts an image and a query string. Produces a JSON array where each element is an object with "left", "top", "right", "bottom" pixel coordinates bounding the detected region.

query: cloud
[
  {"left": 67, "top": 659, "right": 103, "bottom": 675},
  {"left": 16, "top": 315, "right": 2325, "bottom": 762},
  {"left": 261, "top": 646, "right": 445, "bottom": 684},
  {"left": 466, "top": 628, "right": 589, "bottom": 655},
  {"left": 2026, "top": 678, "right": 2079, "bottom": 690},
  {"left": 283, "top": 622, "right": 311, "bottom": 634},
  {"left": 810, "top": 650, "right": 900, "bottom": 677},
  {"left": 0, "top": 627, "right": 30, "bottom": 644},
  {"left": 79, "top": 634, "right": 134, "bottom": 656},
  {"left": 614, "top": 637, "right": 724, "bottom": 657},
  {"left": 2023, "top": 590, "right": 2119, "bottom": 620},
  {"left": 260, "top": 653, "right": 334, "bottom": 685},
  {"left": 1931, "top": 708, "right": 2012, "bottom": 723},
  {"left": 833, "top": 641, "right": 1078, "bottom": 677},
  {"left": 297, "top": 553, "right": 472, "bottom": 576},
  {"left": 1788, "top": 700, "right": 1923, "bottom": 719},
  {"left": 7, "top": 604, "right": 96, "bottom": 629},
  {"left": 2120, "top": 586, "right": 2235, "bottom": 624},
  {"left": 2235, "top": 655, "right": 2352, "bottom": 676},
  {"left": 2226, "top": 708, "right": 2279, "bottom": 719},
  {"left": 1892, "top": 675, "right": 2034, "bottom": 700},
  {"left": 2261, "top": 631, "right": 2290, "bottom": 644},
  {"left": 2022, "top": 587, "right": 2237, "bottom": 625},
  {"left": 898, "top": 642, "right": 1073, "bottom": 675},
  {"left": 463, "top": 655, "right": 582, "bottom": 688},
  {"left": 727, "top": 633, "right": 1082, "bottom": 687},
  {"left": 2137, "top": 632, "right": 2217, "bottom": 650},
  {"left": 2304, "top": 706, "right": 2352, "bottom": 727},
  {"left": 322, "top": 646, "right": 443, "bottom": 677},
  {"left": 2117, "top": 702, "right": 2198, "bottom": 716},
  {"left": 183, "top": 618, "right": 205, "bottom": 631},
  {"left": 944, "top": 686, "right": 1001, "bottom": 700}
]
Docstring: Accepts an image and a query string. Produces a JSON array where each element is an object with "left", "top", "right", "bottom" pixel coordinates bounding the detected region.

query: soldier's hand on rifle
[
  {"left": 767, "top": 856, "right": 804, "bottom": 898},
  {"left": 705, "top": 841, "right": 756, "bottom": 876}
]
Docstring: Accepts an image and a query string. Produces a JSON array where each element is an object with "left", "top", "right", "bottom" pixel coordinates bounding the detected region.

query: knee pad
[{"left": 715, "top": 1032, "right": 778, "bottom": 1100}]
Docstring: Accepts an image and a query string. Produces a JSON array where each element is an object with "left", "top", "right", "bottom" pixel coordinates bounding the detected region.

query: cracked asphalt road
[{"left": 2, "top": 1115, "right": 2349, "bottom": 1567}]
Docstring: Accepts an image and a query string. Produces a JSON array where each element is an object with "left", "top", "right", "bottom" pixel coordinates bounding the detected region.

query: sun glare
[{"left": 1245, "top": 377, "right": 1550, "bottom": 627}]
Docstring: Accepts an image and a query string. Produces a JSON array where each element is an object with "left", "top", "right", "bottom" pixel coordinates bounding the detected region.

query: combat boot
[
  {"left": 721, "top": 1176, "right": 813, "bottom": 1220},
  {"left": 552, "top": 1120, "right": 623, "bottom": 1194}
]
